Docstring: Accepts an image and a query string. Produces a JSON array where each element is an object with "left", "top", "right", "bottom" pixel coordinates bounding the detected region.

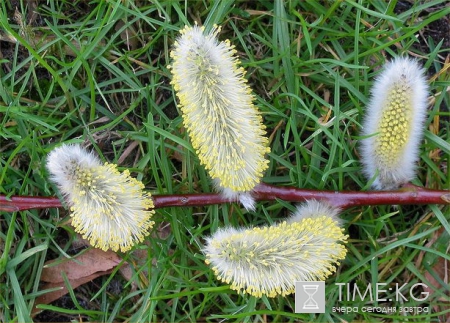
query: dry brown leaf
[
  {"left": 33, "top": 270, "right": 113, "bottom": 316},
  {"left": 33, "top": 249, "right": 122, "bottom": 315},
  {"left": 34, "top": 222, "right": 173, "bottom": 314},
  {"left": 40, "top": 248, "right": 122, "bottom": 283}
]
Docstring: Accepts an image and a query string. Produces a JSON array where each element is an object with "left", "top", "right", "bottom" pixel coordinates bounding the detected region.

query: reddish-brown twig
[{"left": 1, "top": 183, "right": 449, "bottom": 212}]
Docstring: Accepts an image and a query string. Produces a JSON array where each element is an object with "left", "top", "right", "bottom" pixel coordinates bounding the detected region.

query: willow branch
[{"left": 1, "top": 183, "right": 449, "bottom": 212}]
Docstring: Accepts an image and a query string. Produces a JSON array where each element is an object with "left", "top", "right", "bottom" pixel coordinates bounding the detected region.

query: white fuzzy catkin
[
  {"left": 47, "top": 144, "right": 155, "bottom": 252},
  {"left": 203, "top": 208, "right": 348, "bottom": 297},
  {"left": 169, "top": 25, "right": 270, "bottom": 210},
  {"left": 360, "top": 57, "right": 429, "bottom": 190}
]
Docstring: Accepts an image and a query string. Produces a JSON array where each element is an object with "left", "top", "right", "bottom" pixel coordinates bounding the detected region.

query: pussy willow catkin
[
  {"left": 360, "top": 57, "right": 429, "bottom": 190},
  {"left": 47, "top": 144, "right": 155, "bottom": 252},
  {"left": 169, "top": 25, "right": 270, "bottom": 210},
  {"left": 204, "top": 201, "right": 347, "bottom": 297}
]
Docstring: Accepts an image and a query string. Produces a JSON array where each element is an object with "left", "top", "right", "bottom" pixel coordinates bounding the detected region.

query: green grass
[{"left": 1, "top": 0, "right": 449, "bottom": 321}]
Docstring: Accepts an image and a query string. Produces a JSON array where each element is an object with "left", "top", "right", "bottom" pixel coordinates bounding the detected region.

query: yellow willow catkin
[
  {"left": 169, "top": 25, "right": 270, "bottom": 209},
  {"left": 47, "top": 144, "right": 155, "bottom": 252},
  {"left": 203, "top": 203, "right": 347, "bottom": 298},
  {"left": 360, "top": 57, "right": 429, "bottom": 190}
]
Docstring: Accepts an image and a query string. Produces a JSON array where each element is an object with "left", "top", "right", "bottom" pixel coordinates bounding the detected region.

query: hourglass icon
[{"left": 302, "top": 285, "right": 319, "bottom": 310}]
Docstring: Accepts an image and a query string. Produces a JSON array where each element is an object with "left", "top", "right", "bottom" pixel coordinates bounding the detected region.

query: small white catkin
[
  {"left": 47, "top": 144, "right": 155, "bottom": 252},
  {"left": 360, "top": 57, "right": 429, "bottom": 190},
  {"left": 203, "top": 204, "right": 348, "bottom": 298},
  {"left": 169, "top": 25, "right": 270, "bottom": 210}
]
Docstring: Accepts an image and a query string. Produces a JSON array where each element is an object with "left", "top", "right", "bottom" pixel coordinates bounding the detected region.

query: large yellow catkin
[
  {"left": 203, "top": 201, "right": 347, "bottom": 298},
  {"left": 169, "top": 25, "right": 270, "bottom": 209}
]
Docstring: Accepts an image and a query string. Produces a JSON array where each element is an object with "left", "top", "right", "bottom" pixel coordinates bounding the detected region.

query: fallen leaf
[
  {"left": 33, "top": 248, "right": 122, "bottom": 315},
  {"left": 33, "top": 270, "right": 113, "bottom": 316},
  {"left": 34, "top": 222, "right": 172, "bottom": 315},
  {"left": 40, "top": 248, "right": 122, "bottom": 283}
]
